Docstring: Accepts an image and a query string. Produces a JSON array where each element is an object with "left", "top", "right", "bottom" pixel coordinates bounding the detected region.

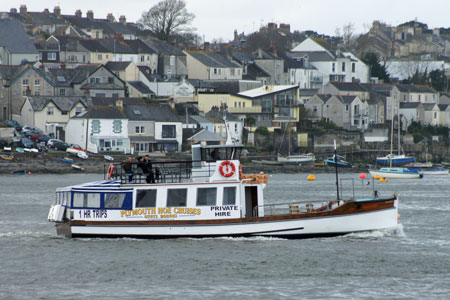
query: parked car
[
  {"left": 47, "top": 139, "right": 64, "bottom": 147},
  {"left": 22, "top": 125, "right": 42, "bottom": 133},
  {"left": 6, "top": 120, "right": 22, "bottom": 131},
  {"left": 52, "top": 141, "right": 69, "bottom": 151},
  {"left": 66, "top": 144, "right": 86, "bottom": 155},
  {"left": 20, "top": 137, "right": 34, "bottom": 148}
]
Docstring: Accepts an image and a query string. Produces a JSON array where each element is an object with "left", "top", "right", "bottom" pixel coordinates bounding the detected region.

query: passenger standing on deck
[
  {"left": 143, "top": 154, "right": 155, "bottom": 183},
  {"left": 122, "top": 157, "right": 134, "bottom": 182}
]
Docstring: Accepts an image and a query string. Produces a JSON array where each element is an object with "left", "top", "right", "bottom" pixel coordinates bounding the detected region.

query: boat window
[
  {"left": 104, "top": 193, "right": 126, "bottom": 208},
  {"left": 167, "top": 189, "right": 187, "bottom": 207},
  {"left": 196, "top": 188, "right": 217, "bottom": 206},
  {"left": 73, "top": 192, "right": 100, "bottom": 208},
  {"left": 136, "top": 190, "right": 157, "bottom": 207},
  {"left": 223, "top": 187, "right": 236, "bottom": 205}
]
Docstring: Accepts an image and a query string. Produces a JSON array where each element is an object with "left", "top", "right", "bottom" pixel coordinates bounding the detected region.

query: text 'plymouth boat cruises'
[{"left": 48, "top": 144, "right": 399, "bottom": 239}]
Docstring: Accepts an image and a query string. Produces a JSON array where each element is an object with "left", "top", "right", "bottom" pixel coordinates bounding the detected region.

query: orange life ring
[
  {"left": 219, "top": 161, "right": 236, "bottom": 177},
  {"left": 239, "top": 164, "right": 242, "bottom": 180},
  {"left": 107, "top": 163, "right": 114, "bottom": 179}
]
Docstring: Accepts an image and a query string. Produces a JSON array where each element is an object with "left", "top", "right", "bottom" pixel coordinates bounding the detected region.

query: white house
[
  {"left": 65, "top": 103, "right": 130, "bottom": 153},
  {"left": 291, "top": 37, "right": 369, "bottom": 86}
]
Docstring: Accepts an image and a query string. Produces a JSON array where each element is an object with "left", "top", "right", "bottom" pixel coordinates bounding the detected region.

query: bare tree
[
  {"left": 138, "top": 0, "right": 195, "bottom": 42},
  {"left": 336, "top": 23, "right": 358, "bottom": 51}
]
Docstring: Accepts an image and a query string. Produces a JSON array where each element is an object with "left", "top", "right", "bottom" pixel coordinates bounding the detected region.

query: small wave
[
  {"left": 342, "top": 224, "right": 405, "bottom": 239},
  {"left": 187, "top": 236, "right": 287, "bottom": 242},
  {"left": 0, "top": 231, "right": 60, "bottom": 239}
]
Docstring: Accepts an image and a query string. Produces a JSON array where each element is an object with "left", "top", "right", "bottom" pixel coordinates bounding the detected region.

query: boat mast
[
  {"left": 389, "top": 98, "right": 394, "bottom": 168},
  {"left": 334, "top": 140, "right": 340, "bottom": 201}
]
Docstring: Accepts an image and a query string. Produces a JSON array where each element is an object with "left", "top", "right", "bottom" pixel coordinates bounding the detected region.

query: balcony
[{"left": 228, "top": 106, "right": 262, "bottom": 113}]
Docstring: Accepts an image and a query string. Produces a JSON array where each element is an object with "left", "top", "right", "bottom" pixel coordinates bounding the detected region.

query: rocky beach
[{"left": 0, "top": 151, "right": 370, "bottom": 175}]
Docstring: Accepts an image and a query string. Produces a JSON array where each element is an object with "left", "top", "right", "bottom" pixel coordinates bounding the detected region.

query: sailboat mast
[{"left": 389, "top": 98, "right": 394, "bottom": 168}]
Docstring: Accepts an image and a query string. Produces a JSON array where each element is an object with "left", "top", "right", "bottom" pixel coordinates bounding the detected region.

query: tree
[
  {"left": 363, "top": 52, "right": 390, "bottom": 83},
  {"left": 429, "top": 69, "right": 448, "bottom": 92},
  {"left": 138, "top": 0, "right": 195, "bottom": 42}
]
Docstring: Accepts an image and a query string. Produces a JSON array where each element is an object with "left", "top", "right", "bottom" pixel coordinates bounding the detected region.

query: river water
[{"left": 1, "top": 172, "right": 449, "bottom": 299}]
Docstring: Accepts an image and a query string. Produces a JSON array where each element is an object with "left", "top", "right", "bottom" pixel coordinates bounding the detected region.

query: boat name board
[{"left": 121, "top": 207, "right": 201, "bottom": 219}]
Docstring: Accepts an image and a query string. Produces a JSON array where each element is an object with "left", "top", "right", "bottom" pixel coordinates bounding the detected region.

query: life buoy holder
[
  {"left": 107, "top": 163, "right": 114, "bottom": 179},
  {"left": 219, "top": 161, "right": 236, "bottom": 178}
]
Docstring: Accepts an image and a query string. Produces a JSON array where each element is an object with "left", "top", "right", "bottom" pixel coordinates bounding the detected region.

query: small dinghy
[{"left": 60, "top": 157, "right": 74, "bottom": 163}]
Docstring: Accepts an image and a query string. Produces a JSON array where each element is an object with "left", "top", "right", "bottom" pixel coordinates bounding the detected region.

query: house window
[
  {"left": 162, "top": 125, "right": 176, "bottom": 138},
  {"left": 135, "top": 126, "right": 144, "bottom": 134},
  {"left": 112, "top": 93, "right": 119, "bottom": 98},
  {"left": 47, "top": 106, "right": 54, "bottom": 115},
  {"left": 59, "top": 89, "right": 66, "bottom": 96},
  {"left": 98, "top": 54, "right": 102, "bottom": 60},
  {"left": 141, "top": 55, "right": 145, "bottom": 62},
  {"left": 48, "top": 52, "right": 56, "bottom": 61},
  {"left": 113, "top": 120, "right": 122, "bottom": 133},
  {"left": 419, "top": 95, "right": 421, "bottom": 102},
  {"left": 243, "top": 102, "right": 245, "bottom": 108},
  {"left": 92, "top": 120, "right": 101, "bottom": 133},
  {"left": 237, "top": 69, "right": 240, "bottom": 75},
  {"left": 214, "top": 68, "right": 218, "bottom": 75},
  {"left": 34, "top": 90, "right": 40, "bottom": 96},
  {"left": 75, "top": 107, "right": 83, "bottom": 115},
  {"left": 231, "top": 68, "right": 235, "bottom": 76},
  {"left": 22, "top": 79, "right": 29, "bottom": 86},
  {"left": 345, "top": 104, "right": 349, "bottom": 111},
  {"left": 167, "top": 189, "right": 187, "bottom": 207},
  {"left": 342, "top": 62, "right": 345, "bottom": 72},
  {"left": 170, "top": 55, "right": 175, "bottom": 66},
  {"left": 35, "top": 79, "right": 40, "bottom": 87},
  {"left": 108, "top": 77, "right": 114, "bottom": 83},
  {"left": 313, "top": 106, "right": 317, "bottom": 112},
  {"left": 352, "top": 63, "right": 356, "bottom": 73},
  {"left": 332, "top": 63, "right": 335, "bottom": 73}
]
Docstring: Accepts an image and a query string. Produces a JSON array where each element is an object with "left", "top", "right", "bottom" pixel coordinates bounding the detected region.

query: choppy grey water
[{"left": 1, "top": 172, "right": 450, "bottom": 300}]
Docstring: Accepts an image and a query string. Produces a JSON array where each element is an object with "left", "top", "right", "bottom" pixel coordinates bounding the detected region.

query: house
[
  {"left": 34, "top": 36, "right": 61, "bottom": 64},
  {"left": 299, "top": 88, "right": 319, "bottom": 105},
  {"left": 280, "top": 52, "right": 322, "bottom": 89},
  {"left": 71, "top": 64, "right": 126, "bottom": 98},
  {"left": 105, "top": 61, "right": 139, "bottom": 82},
  {"left": 321, "top": 95, "right": 369, "bottom": 130},
  {"left": 0, "top": 19, "right": 39, "bottom": 65},
  {"left": 190, "top": 115, "right": 214, "bottom": 133},
  {"left": 232, "top": 52, "right": 271, "bottom": 84},
  {"left": 304, "top": 94, "right": 333, "bottom": 122},
  {"left": 7, "top": 5, "right": 67, "bottom": 36},
  {"left": 291, "top": 37, "right": 369, "bottom": 85},
  {"left": 252, "top": 49, "right": 287, "bottom": 85},
  {"left": 393, "top": 84, "right": 438, "bottom": 104},
  {"left": 399, "top": 102, "right": 424, "bottom": 126},
  {"left": 124, "top": 104, "right": 182, "bottom": 152},
  {"left": 144, "top": 38, "right": 187, "bottom": 79},
  {"left": 321, "top": 81, "right": 370, "bottom": 101},
  {"left": 185, "top": 51, "right": 242, "bottom": 80},
  {"left": 423, "top": 103, "right": 440, "bottom": 125},
  {"left": 237, "top": 85, "right": 300, "bottom": 130},
  {"left": 205, "top": 107, "right": 244, "bottom": 143},
  {"left": 65, "top": 103, "right": 130, "bottom": 154},
  {"left": 0, "top": 64, "right": 55, "bottom": 118},
  {"left": 19, "top": 96, "right": 89, "bottom": 140},
  {"left": 56, "top": 36, "right": 91, "bottom": 65}
]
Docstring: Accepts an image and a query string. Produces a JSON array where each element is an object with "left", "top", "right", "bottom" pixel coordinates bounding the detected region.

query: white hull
[
  {"left": 422, "top": 170, "right": 449, "bottom": 175},
  {"left": 277, "top": 155, "right": 315, "bottom": 164},
  {"left": 59, "top": 199, "right": 398, "bottom": 238},
  {"left": 369, "top": 170, "right": 422, "bottom": 179}
]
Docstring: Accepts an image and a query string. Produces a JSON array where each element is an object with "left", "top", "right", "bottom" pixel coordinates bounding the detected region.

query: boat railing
[
  {"left": 104, "top": 160, "right": 216, "bottom": 184},
  {"left": 258, "top": 199, "right": 339, "bottom": 216}
]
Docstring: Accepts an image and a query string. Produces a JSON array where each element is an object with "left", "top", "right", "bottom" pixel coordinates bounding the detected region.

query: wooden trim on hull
[{"left": 67, "top": 197, "right": 396, "bottom": 227}]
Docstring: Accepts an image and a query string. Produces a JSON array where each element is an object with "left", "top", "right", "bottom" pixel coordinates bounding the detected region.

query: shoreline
[{"left": 0, "top": 152, "right": 371, "bottom": 175}]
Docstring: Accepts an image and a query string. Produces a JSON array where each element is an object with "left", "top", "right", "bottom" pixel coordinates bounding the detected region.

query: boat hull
[
  {"left": 376, "top": 156, "right": 415, "bottom": 166},
  {"left": 54, "top": 198, "right": 398, "bottom": 239},
  {"left": 369, "top": 169, "right": 422, "bottom": 179}
]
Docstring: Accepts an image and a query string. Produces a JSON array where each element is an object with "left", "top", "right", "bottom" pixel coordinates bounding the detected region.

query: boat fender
[
  {"left": 219, "top": 161, "right": 236, "bottom": 177},
  {"left": 107, "top": 163, "right": 115, "bottom": 179}
]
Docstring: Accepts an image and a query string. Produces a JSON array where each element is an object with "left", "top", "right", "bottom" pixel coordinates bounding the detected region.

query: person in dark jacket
[{"left": 122, "top": 157, "right": 134, "bottom": 182}]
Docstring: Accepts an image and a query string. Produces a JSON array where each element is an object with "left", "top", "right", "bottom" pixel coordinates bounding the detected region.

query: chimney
[
  {"left": 204, "top": 42, "right": 210, "bottom": 51},
  {"left": 75, "top": 10, "right": 82, "bottom": 18},
  {"left": 54, "top": 6, "right": 61, "bottom": 17},
  {"left": 116, "top": 98, "right": 123, "bottom": 109},
  {"left": 10, "top": 8, "right": 17, "bottom": 14},
  {"left": 279, "top": 23, "right": 290, "bottom": 33},
  {"left": 119, "top": 15, "right": 126, "bottom": 24},
  {"left": 20, "top": 5, "right": 27, "bottom": 14},
  {"left": 87, "top": 10, "right": 94, "bottom": 20},
  {"left": 234, "top": 30, "right": 238, "bottom": 40},
  {"left": 107, "top": 13, "right": 114, "bottom": 22},
  {"left": 43, "top": 8, "right": 49, "bottom": 14}
]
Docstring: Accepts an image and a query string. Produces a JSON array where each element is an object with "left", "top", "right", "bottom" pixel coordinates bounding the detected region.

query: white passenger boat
[
  {"left": 369, "top": 167, "right": 423, "bottom": 179},
  {"left": 48, "top": 143, "right": 399, "bottom": 239}
]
